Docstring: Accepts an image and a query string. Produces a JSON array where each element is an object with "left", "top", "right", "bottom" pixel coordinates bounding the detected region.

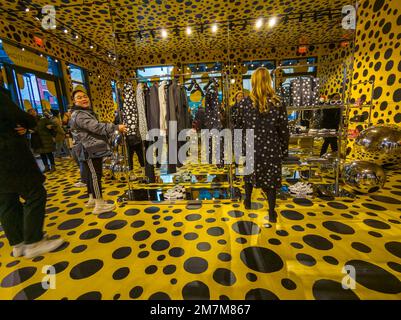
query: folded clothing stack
[
  {"left": 308, "top": 129, "right": 319, "bottom": 135},
  {"left": 288, "top": 182, "right": 314, "bottom": 196},
  {"left": 164, "top": 185, "right": 186, "bottom": 200}
]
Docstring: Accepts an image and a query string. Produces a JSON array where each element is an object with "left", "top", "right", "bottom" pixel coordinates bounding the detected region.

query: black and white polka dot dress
[{"left": 237, "top": 97, "right": 289, "bottom": 189}]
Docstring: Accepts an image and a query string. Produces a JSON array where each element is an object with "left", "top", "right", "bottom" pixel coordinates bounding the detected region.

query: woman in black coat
[
  {"left": 27, "top": 108, "right": 57, "bottom": 172},
  {"left": 0, "top": 86, "right": 64, "bottom": 258},
  {"left": 236, "top": 68, "right": 289, "bottom": 223},
  {"left": 320, "top": 93, "right": 341, "bottom": 156}
]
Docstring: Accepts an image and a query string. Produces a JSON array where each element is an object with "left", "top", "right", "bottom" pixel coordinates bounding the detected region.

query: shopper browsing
[
  {"left": 27, "top": 108, "right": 58, "bottom": 172},
  {"left": 0, "top": 85, "right": 64, "bottom": 258},
  {"left": 320, "top": 93, "right": 342, "bottom": 156},
  {"left": 236, "top": 67, "right": 289, "bottom": 223},
  {"left": 69, "top": 88, "right": 127, "bottom": 214},
  {"left": 50, "top": 109, "right": 68, "bottom": 158}
]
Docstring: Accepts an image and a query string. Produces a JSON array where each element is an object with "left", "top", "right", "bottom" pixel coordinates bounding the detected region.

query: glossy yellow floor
[{"left": 0, "top": 159, "right": 401, "bottom": 300}]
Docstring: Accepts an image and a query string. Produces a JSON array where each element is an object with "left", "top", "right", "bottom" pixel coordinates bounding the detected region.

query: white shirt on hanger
[{"left": 158, "top": 81, "right": 168, "bottom": 135}]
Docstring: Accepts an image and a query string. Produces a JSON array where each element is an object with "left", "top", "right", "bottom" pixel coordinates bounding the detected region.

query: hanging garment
[
  {"left": 122, "top": 82, "right": 139, "bottom": 137},
  {"left": 194, "top": 106, "right": 206, "bottom": 131},
  {"left": 289, "top": 77, "right": 320, "bottom": 107},
  {"left": 205, "top": 88, "right": 222, "bottom": 130},
  {"left": 144, "top": 85, "right": 151, "bottom": 129},
  {"left": 136, "top": 83, "right": 149, "bottom": 140},
  {"left": 158, "top": 81, "right": 169, "bottom": 133},
  {"left": 168, "top": 79, "right": 179, "bottom": 125},
  {"left": 148, "top": 83, "right": 160, "bottom": 131},
  {"left": 180, "top": 86, "right": 192, "bottom": 130}
]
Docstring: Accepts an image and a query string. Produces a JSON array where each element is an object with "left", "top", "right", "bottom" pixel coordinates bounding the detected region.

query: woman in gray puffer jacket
[{"left": 69, "top": 88, "right": 126, "bottom": 214}]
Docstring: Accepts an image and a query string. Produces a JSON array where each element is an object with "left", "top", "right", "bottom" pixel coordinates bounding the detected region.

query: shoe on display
[
  {"left": 181, "top": 172, "right": 192, "bottom": 182},
  {"left": 129, "top": 174, "right": 138, "bottom": 182},
  {"left": 74, "top": 182, "right": 86, "bottom": 188},
  {"left": 24, "top": 238, "right": 65, "bottom": 259},
  {"left": 92, "top": 200, "right": 116, "bottom": 215},
  {"left": 164, "top": 190, "right": 184, "bottom": 200},
  {"left": 85, "top": 194, "right": 96, "bottom": 208},
  {"left": 12, "top": 242, "right": 25, "bottom": 257},
  {"left": 289, "top": 182, "right": 314, "bottom": 196},
  {"left": 164, "top": 185, "right": 186, "bottom": 200}
]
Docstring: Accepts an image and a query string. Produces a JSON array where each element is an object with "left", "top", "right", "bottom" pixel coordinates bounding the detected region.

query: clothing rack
[
  {"left": 116, "top": 70, "right": 235, "bottom": 202},
  {"left": 272, "top": 63, "right": 350, "bottom": 196}
]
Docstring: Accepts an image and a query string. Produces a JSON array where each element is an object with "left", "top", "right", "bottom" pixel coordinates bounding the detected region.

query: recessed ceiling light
[
  {"left": 186, "top": 27, "right": 192, "bottom": 35},
  {"left": 211, "top": 24, "right": 218, "bottom": 33},
  {"left": 161, "top": 29, "right": 168, "bottom": 38},
  {"left": 268, "top": 16, "right": 278, "bottom": 28},
  {"left": 255, "top": 18, "right": 263, "bottom": 29}
]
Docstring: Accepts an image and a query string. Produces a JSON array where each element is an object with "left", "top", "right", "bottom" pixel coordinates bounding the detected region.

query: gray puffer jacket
[{"left": 69, "top": 105, "right": 118, "bottom": 160}]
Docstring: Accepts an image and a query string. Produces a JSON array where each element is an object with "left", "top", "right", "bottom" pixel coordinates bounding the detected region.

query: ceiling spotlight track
[
  {"left": 6, "top": 2, "right": 345, "bottom": 61},
  {"left": 113, "top": 8, "right": 343, "bottom": 42}
]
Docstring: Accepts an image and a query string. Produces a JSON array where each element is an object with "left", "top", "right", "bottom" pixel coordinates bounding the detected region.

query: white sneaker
[
  {"left": 74, "top": 182, "right": 86, "bottom": 188},
  {"left": 24, "top": 238, "right": 65, "bottom": 259},
  {"left": 12, "top": 242, "right": 25, "bottom": 257},
  {"left": 92, "top": 199, "right": 116, "bottom": 215},
  {"left": 85, "top": 194, "right": 96, "bottom": 208}
]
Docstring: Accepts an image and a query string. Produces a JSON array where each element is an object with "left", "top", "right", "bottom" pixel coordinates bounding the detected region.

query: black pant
[
  {"left": 320, "top": 137, "right": 338, "bottom": 156},
  {"left": 244, "top": 182, "right": 277, "bottom": 213},
  {"left": 82, "top": 157, "right": 103, "bottom": 199},
  {"left": 40, "top": 153, "right": 55, "bottom": 167},
  {"left": 0, "top": 185, "right": 46, "bottom": 246},
  {"left": 126, "top": 141, "right": 145, "bottom": 170}
]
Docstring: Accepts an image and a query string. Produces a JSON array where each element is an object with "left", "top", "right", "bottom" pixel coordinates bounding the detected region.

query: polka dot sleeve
[{"left": 277, "top": 102, "right": 290, "bottom": 158}]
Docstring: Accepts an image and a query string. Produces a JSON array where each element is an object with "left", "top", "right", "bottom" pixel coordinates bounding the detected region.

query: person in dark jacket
[
  {"left": 0, "top": 86, "right": 64, "bottom": 259},
  {"left": 320, "top": 93, "right": 341, "bottom": 156},
  {"left": 27, "top": 108, "right": 57, "bottom": 172},
  {"left": 69, "top": 88, "right": 127, "bottom": 214},
  {"left": 236, "top": 68, "right": 289, "bottom": 223}
]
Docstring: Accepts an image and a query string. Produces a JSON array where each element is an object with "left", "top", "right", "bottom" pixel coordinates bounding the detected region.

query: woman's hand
[
  {"left": 118, "top": 124, "right": 127, "bottom": 134},
  {"left": 15, "top": 125, "right": 27, "bottom": 135}
]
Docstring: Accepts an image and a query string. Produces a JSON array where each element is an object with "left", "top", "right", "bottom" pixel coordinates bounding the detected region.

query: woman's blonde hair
[
  {"left": 250, "top": 67, "right": 280, "bottom": 112},
  {"left": 233, "top": 90, "right": 243, "bottom": 103}
]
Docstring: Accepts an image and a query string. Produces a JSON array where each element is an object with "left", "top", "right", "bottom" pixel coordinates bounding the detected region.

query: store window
[
  {"left": 0, "top": 39, "right": 65, "bottom": 113},
  {"left": 111, "top": 80, "right": 117, "bottom": 104},
  {"left": 280, "top": 56, "right": 317, "bottom": 87},
  {"left": 136, "top": 65, "right": 174, "bottom": 81},
  {"left": 183, "top": 62, "right": 224, "bottom": 115},
  {"left": 11, "top": 70, "right": 61, "bottom": 114},
  {"left": 242, "top": 60, "right": 276, "bottom": 93},
  {"left": 184, "top": 62, "right": 223, "bottom": 76},
  {"left": 69, "top": 64, "right": 88, "bottom": 89}
]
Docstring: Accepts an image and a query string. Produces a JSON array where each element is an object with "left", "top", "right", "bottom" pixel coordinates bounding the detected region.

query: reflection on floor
[{"left": 0, "top": 159, "right": 401, "bottom": 300}]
